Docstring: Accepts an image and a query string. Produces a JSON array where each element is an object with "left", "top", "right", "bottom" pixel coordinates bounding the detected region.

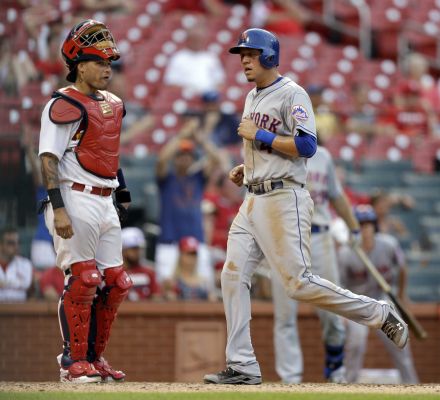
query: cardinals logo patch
[{"left": 291, "top": 104, "right": 309, "bottom": 123}]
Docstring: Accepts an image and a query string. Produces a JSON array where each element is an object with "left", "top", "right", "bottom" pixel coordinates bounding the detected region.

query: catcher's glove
[
  {"left": 114, "top": 190, "right": 131, "bottom": 223},
  {"left": 115, "top": 202, "right": 129, "bottom": 223}
]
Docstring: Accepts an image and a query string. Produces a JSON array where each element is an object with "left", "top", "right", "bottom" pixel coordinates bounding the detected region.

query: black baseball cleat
[
  {"left": 381, "top": 303, "right": 409, "bottom": 349},
  {"left": 204, "top": 367, "right": 262, "bottom": 385}
]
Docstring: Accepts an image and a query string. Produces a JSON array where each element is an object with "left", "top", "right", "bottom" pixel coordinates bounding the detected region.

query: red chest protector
[{"left": 50, "top": 86, "right": 124, "bottom": 179}]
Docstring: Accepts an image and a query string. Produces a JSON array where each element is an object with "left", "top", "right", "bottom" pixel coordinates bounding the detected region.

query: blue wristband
[{"left": 255, "top": 129, "right": 276, "bottom": 146}]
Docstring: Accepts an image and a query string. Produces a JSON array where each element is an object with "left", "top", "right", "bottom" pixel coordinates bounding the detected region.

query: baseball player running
[
  {"left": 270, "top": 144, "right": 361, "bottom": 383},
  {"left": 38, "top": 20, "right": 133, "bottom": 383},
  {"left": 339, "top": 205, "right": 419, "bottom": 384},
  {"left": 203, "top": 28, "right": 408, "bottom": 385}
]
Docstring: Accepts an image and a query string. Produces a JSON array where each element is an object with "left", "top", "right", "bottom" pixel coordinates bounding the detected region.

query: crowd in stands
[{"left": 0, "top": 0, "right": 439, "bottom": 304}]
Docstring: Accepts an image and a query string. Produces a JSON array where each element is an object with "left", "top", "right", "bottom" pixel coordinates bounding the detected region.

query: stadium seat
[{"left": 407, "top": 266, "right": 440, "bottom": 302}]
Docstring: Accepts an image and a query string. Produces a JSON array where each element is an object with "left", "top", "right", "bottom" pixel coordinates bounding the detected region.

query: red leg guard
[
  {"left": 93, "top": 266, "right": 132, "bottom": 358},
  {"left": 62, "top": 261, "right": 102, "bottom": 361}
]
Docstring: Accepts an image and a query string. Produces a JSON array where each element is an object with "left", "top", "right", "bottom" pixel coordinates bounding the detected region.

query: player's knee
[
  {"left": 283, "top": 279, "right": 303, "bottom": 300},
  {"left": 220, "top": 266, "right": 235, "bottom": 284},
  {"left": 64, "top": 260, "right": 102, "bottom": 304},
  {"left": 221, "top": 266, "right": 251, "bottom": 290},
  {"left": 100, "top": 266, "right": 133, "bottom": 307}
]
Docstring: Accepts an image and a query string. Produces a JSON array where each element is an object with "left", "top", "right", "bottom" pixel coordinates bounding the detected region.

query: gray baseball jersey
[
  {"left": 339, "top": 233, "right": 404, "bottom": 299},
  {"left": 338, "top": 235, "right": 418, "bottom": 383},
  {"left": 220, "top": 75, "right": 392, "bottom": 379},
  {"left": 308, "top": 146, "right": 343, "bottom": 225},
  {"left": 242, "top": 77, "right": 315, "bottom": 185}
]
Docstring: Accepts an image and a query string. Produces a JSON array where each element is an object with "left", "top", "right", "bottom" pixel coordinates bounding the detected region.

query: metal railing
[
  {"left": 305, "top": 0, "right": 372, "bottom": 58},
  {"left": 307, "top": 0, "right": 440, "bottom": 69}
]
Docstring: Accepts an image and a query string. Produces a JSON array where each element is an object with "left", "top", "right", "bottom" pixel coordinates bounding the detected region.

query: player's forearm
[
  {"left": 40, "top": 152, "right": 66, "bottom": 211},
  {"left": 331, "top": 194, "right": 360, "bottom": 232},
  {"left": 271, "top": 135, "right": 300, "bottom": 157},
  {"left": 254, "top": 129, "right": 317, "bottom": 158},
  {"left": 249, "top": 131, "right": 309, "bottom": 157},
  {"left": 40, "top": 153, "right": 61, "bottom": 190}
]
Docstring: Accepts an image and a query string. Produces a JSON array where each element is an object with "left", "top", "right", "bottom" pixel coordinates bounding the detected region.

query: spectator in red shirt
[
  {"left": 121, "top": 227, "right": 161, "bottom": 301},
  {"left": 39, "top": 266, "right": 64, "bottom": 301},
  {"left": 203, "top": 173, "right": 242, "bottom": 252},
  {"left": 379, "top": 81, "right": 435, "bottom": 137},
  {"left": 35, "top": 32, "right": 65, "bottom": 84},
  {"left": 250, "top": 0, "right": 311, "bottom": 36},
  {"left": 399, "top": 52, "right": 440, "bottom": 116}
]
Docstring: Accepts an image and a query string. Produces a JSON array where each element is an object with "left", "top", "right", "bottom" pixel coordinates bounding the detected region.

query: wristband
[
  {"left": 116, "top": 168, "right": 127, "bottom": 191},
  {"left": 47, "top": 188, "right": 65, "bottom": 210},
  {"left": 255, "top": 129, "right": 276, "bottom": 146},
  {"left": 115, "top": 190, "right": 131, "bottom": 203}
]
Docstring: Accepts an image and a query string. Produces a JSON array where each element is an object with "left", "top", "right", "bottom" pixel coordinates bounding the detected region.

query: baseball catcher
[{"left": 38, "top": 19, "right": 133, "bottom": 383}]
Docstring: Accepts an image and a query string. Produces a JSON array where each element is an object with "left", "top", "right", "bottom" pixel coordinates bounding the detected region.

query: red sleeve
[
  {"left": 345, "top": 187, "right": 370, "bottom": 206},
  {"left": 38, "top": 270, "right": 51, "bottom": 293},
  {"left": 39, "top": 268, "right": 64, "bottom": 296},
  {"left": 148, "top": 268, "right": 161, "bottom": 296},
  {"left": 377, "top": 106, "right": 397, "bottom": 126}
]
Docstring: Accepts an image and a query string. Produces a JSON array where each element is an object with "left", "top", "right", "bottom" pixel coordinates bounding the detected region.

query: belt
[
  {"left": 311, "top": 224, "right": 329, "bottom": 234},
  {"left": 71, "top": 182, "right": 113, "bottom": 197},
  {"left": 246, "top": 179, "right": 304, "bottom": 195}
]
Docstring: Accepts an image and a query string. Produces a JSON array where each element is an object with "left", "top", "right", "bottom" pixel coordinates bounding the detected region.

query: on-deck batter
[{"left": 203, "top": 28, "right": 409, "bottom": 385}]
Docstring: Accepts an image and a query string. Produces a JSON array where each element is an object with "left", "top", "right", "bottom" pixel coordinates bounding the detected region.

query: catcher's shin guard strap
[
  {"left": 93, "top": 266, "right": 132, "bottom": 358},
  {"left": 62, "top": 260, "right": 101, "bottom": 361}
]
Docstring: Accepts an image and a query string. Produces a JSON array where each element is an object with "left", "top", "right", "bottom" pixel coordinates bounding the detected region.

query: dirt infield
[{"left": 1, "top": 382, "right": 440, "bottom": 394}]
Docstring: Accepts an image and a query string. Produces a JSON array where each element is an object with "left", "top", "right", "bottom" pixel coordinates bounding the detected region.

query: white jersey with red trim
[{"left": 38, "top": 93, "right": 119, "bottom": 190}]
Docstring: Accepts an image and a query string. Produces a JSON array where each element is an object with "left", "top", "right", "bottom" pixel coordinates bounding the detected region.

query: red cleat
[
  {"left": 59, "top": 359, "right": 101, "bottom": 383},
  {"left": 92, "top": 356, "right": 125, "bottom": 382}
]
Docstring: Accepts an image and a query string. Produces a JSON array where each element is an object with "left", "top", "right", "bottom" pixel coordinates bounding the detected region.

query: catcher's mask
[{"left": 62, "top": 19, "right": 120, "bottom": 82}]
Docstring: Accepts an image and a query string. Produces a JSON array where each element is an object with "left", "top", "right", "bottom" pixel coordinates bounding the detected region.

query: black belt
[
  {"left": 311, "top": 224, "right": 329, "bottom": 234},
  {"left": 246, "top": 180, "right": 304, "bottom": 195}
]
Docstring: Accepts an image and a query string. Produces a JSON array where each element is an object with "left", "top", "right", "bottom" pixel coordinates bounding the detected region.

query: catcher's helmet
[
  {"left": 354, "top": 205, "right": 377, "bottom": 224},
  {"left": 62, "top": 19, "right": 120, "bottom": 82},
  {"left": 229, "top": 28, "right": 279, "bottom": 69}
]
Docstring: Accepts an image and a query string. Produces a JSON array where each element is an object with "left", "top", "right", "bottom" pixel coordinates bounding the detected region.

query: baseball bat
[{"left": 353, "top": 245, "right": 428, "bottom": 340}]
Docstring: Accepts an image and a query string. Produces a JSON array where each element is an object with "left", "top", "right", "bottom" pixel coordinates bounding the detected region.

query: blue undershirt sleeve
[{"left": 294, "top": 130, "right": 317, "bottom": 158}]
